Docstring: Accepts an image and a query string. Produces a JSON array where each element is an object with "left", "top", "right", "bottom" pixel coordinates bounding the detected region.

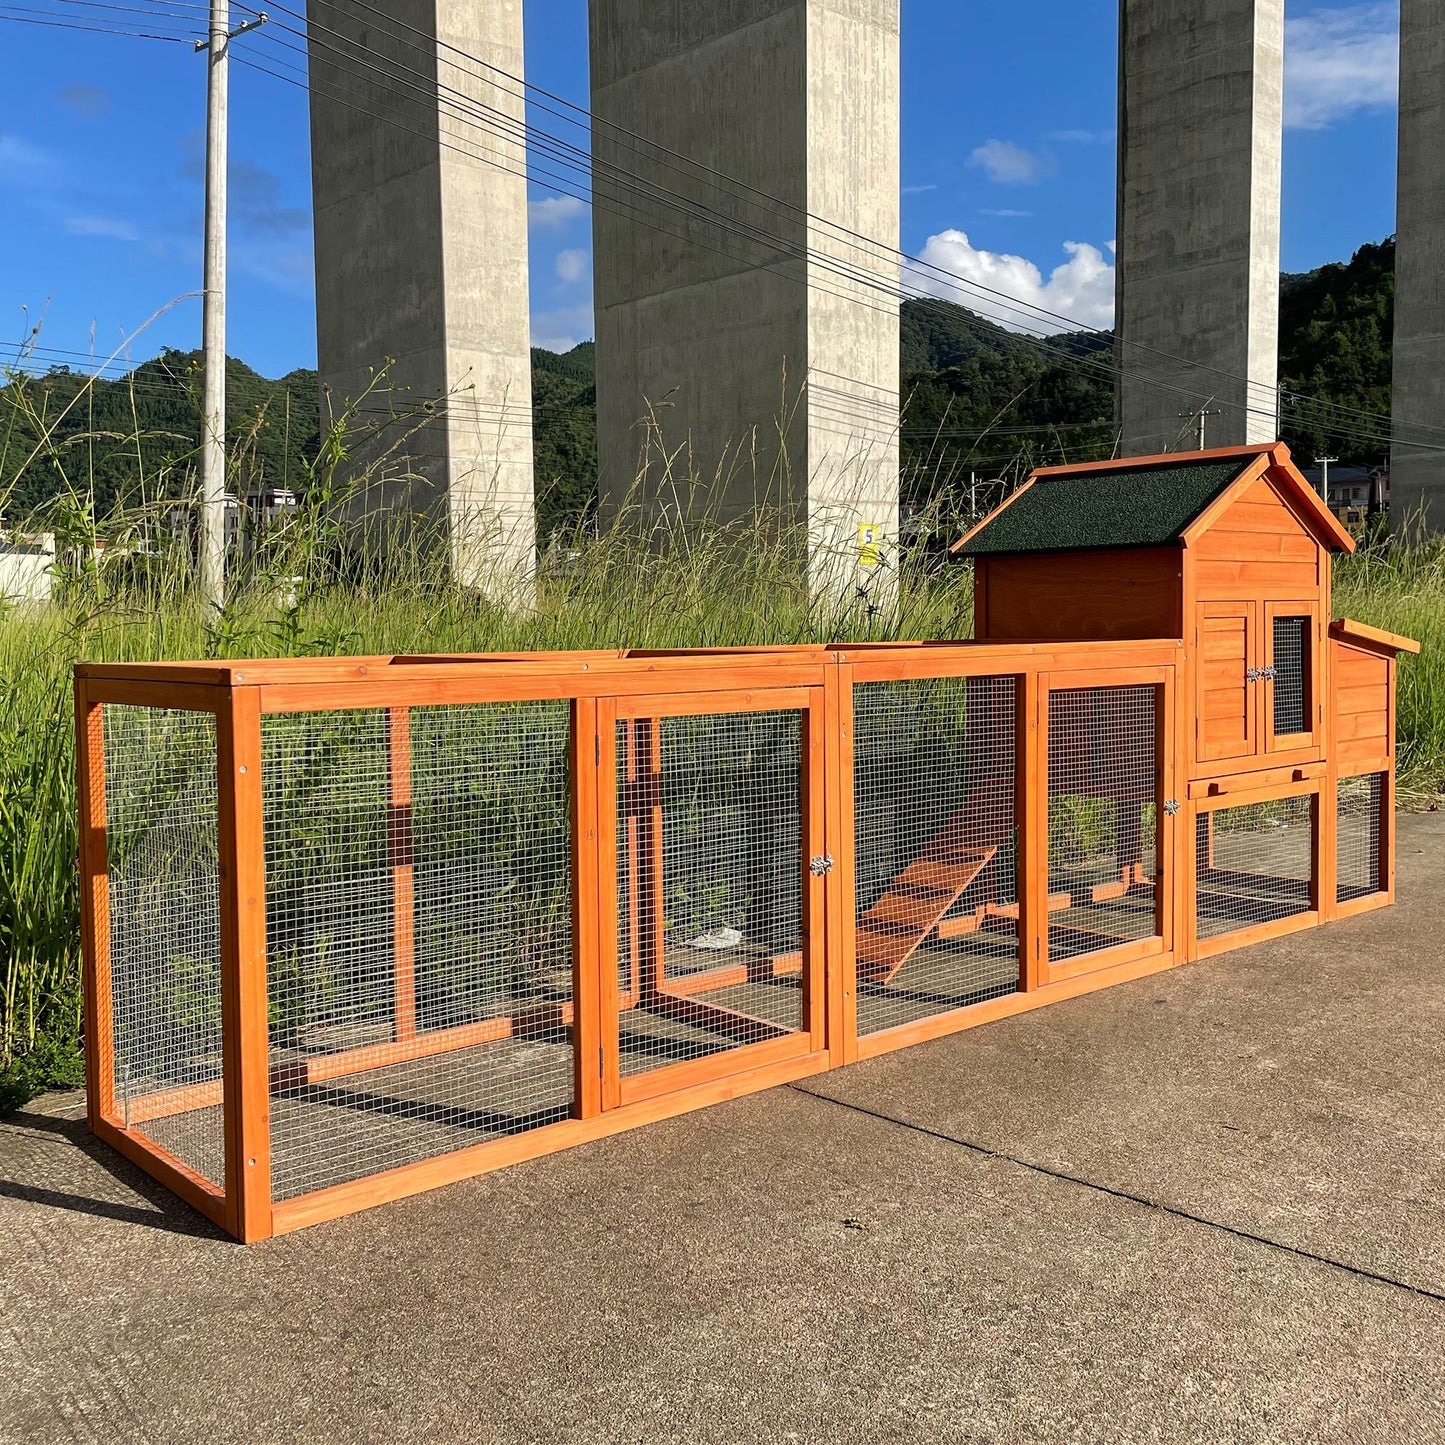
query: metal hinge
[
  {"left": 810, "top": 853, "right": 835, "bottom": 878},
  {"left": 1164, "top": 799, "right": 1181, "bottom": 816},
  {"left": 1262, "top": 666, "right": 1278, "bottom": 681},
  {"left": 1246, "top": 667, "right": 1262, "bottom": 682}
]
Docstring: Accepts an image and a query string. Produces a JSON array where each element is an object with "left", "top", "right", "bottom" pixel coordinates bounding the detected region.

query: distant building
[
  {"left": 1299, "top": 465, "right": 1388, "bottom": 515},
  {"left": 0, "top": 531, "right": 56, "bottom": 604}
]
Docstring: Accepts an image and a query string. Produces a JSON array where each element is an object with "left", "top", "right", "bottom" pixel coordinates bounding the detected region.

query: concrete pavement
[{"left": 4, "top": 815, "right": 1444, "bottom": 1444}]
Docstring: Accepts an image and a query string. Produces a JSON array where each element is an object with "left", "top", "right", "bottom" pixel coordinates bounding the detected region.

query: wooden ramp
[{"left": 856, "top": 839, "right": 998, "bottom": 984}]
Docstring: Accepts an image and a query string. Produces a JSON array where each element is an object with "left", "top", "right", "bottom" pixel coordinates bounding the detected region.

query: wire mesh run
[
  {"left": 102, "top": 706, "right": 225, "bottom": 1187},
  {"left": 1195, "top": 795, "right": 1315, "bottom": 940},
  {"left": 615, "top": 711, "right": 806, "bottom": 1077},
  {"left": 1046, "top": 686, "right": 1160, "bottom": 963},
  {"left": 852, "top": 675, "right": 1020, "bottom": 1035},
  {"left": 1337, "top": 773, "right": 1385, "bottom": 903},
  {"left": 263, "top": 702, "right": 574, "bottom": 1202},
  {"left": 1272, "top": 615, "right": 1309, "bottom": 737}
]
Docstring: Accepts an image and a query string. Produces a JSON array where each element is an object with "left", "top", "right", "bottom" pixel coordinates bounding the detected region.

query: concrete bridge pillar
[
  {"left": 307, "top": 0, "right": 534, "bottom": 595},
  {"left": 1392, "top": 0, "right": 1445, "bottom": 536},
  {"left": 588, "top": 0, "right": 900, "bottom": 599},
  {"left": 1115, "top": 0, "right": 1284, "bottom": 455}
]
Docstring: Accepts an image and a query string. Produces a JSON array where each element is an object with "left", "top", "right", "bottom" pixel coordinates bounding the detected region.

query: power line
[
  {"left": 245, "top": 0, "right": 1429, "bottom": 446},
  {"left": 4, "top": 0, "right": 1433, "bottom": 459}
]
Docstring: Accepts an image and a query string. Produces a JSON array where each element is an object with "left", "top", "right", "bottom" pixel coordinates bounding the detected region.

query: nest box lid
[{"left": 951, "top": 444, "right": 1356, "bottom": 558}]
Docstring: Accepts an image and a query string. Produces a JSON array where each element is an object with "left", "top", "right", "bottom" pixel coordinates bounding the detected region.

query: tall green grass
[{"left": 1332, "top": 533, "right": 1445, "bottom": 797}]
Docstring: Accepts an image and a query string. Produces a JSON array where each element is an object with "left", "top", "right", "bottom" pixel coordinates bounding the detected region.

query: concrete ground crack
[{"left": 787, "top": 1082, "right": 1445, "bottom": 1307}]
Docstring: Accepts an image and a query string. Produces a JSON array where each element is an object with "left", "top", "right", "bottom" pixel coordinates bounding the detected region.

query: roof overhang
[{"left": 1329, "top": 618, "right": 1421, "bottom": 656}]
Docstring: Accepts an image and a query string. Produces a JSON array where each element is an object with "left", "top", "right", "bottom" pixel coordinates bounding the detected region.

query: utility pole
[
  {"left": 197, "top": 4, "right": 266, "bottom": 608},
  {"left": 1178, "top": 407, "right": 1223, "bottom": 451},
  {"left": 1315, "top": 456, "right": 1338, "bottom": 507}
]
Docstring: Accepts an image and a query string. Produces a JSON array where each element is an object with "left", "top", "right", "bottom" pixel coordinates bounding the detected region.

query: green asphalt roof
[{"left": 956, "top": 458, "right": 1252, "bottom": 557}]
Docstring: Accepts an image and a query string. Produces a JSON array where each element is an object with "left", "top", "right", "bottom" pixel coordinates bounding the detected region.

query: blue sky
[{"left": 0, "top": 1, "right": 1403, "bottom": 378}]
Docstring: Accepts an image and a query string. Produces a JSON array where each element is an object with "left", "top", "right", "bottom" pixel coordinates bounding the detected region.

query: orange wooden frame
[{"left": 73, "top": 625, "right": 1406, "bottom": 1242}]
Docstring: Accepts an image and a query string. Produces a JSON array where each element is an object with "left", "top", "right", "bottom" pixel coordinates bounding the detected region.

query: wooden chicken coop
[{"left": 76, "top": 443, "right": 1416, "bottom": 1240}]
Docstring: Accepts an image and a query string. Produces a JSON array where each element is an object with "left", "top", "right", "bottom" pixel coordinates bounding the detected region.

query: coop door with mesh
[
  {"left": 1264, "top": 602, "right": 1320, "bottom": 755},
  {"left": 607, "top": 692, "right": 824, "bottom": 1106},
  {"left": 851, "top": 674, "right": 1021, "bottom": 1038},
  {"left": 1044, "top": 677, "right": 1170, "bottom": 981}
]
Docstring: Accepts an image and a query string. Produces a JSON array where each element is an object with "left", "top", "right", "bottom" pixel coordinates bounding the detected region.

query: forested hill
[{"left": 1, "top": 239, "right": 1397, "bottom": 536}]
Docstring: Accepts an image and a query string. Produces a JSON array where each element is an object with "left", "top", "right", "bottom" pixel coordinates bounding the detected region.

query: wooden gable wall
[{"left": 1190, "top": 474, "right": 1323, "bottom": 598}]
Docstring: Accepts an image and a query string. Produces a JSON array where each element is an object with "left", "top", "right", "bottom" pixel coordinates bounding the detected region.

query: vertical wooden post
[
  {"left": 1155, "top": 677, "right": 1177, "bottom": 952},
  {"left": 74, "top": 677, "right": 115, "bottom": 1128},
  {"left": 801, "top": 688, "right": 829, "bottom": 1058},
  {"left": 1181, "top": 800, "right": 1200, "bottom": 963},
  {"left": 825, "top": 658, "right": 858, "bottom": 1066},
  {"left": 619, "top": 721, "right": 641, "bottom": 1009},
  {"left": 218, "top": 686, "right": 272, "bottom": 1242},
  {"left": 387, "top": 707, "right": 416, "bottom": 1041},
  {"left": 570, "top": 697, "right": 602, "bottom": 1119},
  {"left": 1020, "top": 671, "right": 1046, "bottom": 991},
  {"left": 632, "top": 718, "right": 665, "bottom": 1000},
  {"left": 1319, "top": 764, "right": 1340, "bottom": 923},
  {"left": 1384, "top": 657, "right": 1398, "bottom": 902},
  {"left": 596, "top": 698, "right": 621, "bottom": 1111}
]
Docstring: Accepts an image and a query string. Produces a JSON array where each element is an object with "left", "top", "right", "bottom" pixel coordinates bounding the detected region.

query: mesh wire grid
[
  {"left": 263, "top": 702, "right": 574, "bottom": 1202},
  {"left": 1195, "top": 794, "right": 1315, "bottom": 940},
  {"left": 1046, "top": 686, "right": 1161, "bottom": 963},
  {"left": 1337, "top": 773, "right": 1385, "bottom": 903},
  {"left": 852, "top": 675, "right": 1020, "bottom": 1035},
  {"left": 102, "top": 706, "right": 225, "bottom": 1186},
  {"left": 615, "top": 710, "right": 806, "bottom": 1077},
  {"left": 1272, "top": 615, "right": 1310, "bottom": 737}
]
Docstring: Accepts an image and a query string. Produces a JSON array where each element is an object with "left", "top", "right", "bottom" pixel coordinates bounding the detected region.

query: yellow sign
[{"left": 858, "top": 522, "right": 881, "bottom": 569}]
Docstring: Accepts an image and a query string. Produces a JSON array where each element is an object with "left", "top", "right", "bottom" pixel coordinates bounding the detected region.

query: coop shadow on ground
[{"left": 0, "top": 1104, "right": 226, "bottom": 1238}]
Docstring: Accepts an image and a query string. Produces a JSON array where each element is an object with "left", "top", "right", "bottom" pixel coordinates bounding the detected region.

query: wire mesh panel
[
  {"left": 1195, "top": 796, "right": 1315, "bottom": 940},
  {"left": 1337, "top": 773, "right": 1385, "bottom": 903},
  {"left": 102, "top": 705, "right": 225, "bottom": 1187},
  {"left": 852, "top": 675, "right": 1019, "bottom": 1035},
  {"left": 615, "top": 710, "right": 805, "bottom": 1079},
  {"left": 1272, "top": 615, "right": 1310, "bottom": 737},
  {"left": 264, "top": 702, "right": 574, "bottom": 1201},
  {"left": 1046, "top": 686, "right": 1160, "bottom": 964}
]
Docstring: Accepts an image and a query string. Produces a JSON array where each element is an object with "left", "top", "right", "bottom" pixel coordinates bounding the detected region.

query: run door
[
  {"left": 1039, "top": 669, "right": 1177, "bottom": 983},
  {"left": 598, "top": 689, "right": 827, "bottom": 1107}
]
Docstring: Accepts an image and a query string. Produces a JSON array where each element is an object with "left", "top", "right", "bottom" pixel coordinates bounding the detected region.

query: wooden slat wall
[
  {"left": 975, "top": 548, "right": 1183, "bottom": 642},
  {"left": 1332, "top": 642, "right": 1392, "bottom": 770},
  {"left": 1193, "top": 478, "right": 1322, "bottom": 597}
]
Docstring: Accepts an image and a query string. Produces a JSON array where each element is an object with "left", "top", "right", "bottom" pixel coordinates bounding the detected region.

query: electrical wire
[
  {"left": 5, "top": 0, "right": 1431, "bottom": 458},
  {"left": 246, "top": 0, "right": 1430, "bottom": 446}
]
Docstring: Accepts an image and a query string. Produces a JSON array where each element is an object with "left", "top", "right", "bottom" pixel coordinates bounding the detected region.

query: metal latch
[
  {"left": 810, "top": 854, "right": 835, "bottom": 877},
  {"left": 1262, "top": 665, "right": 1278, "bottom": 681},
  {"left": 1245, "top": 667, "right": 1262, "bottom": 682},
  {"left": 1163, "top": 799, "right": 1180, "bottom": 816}
]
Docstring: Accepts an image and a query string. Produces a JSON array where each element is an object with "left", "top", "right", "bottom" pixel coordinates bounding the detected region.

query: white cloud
[
  {"left": 531, "top": 303, "right": 595, "bottom": 353},
  {"left": 981, "top": 208, "right": 1032, "bottom": 218},
  {"left": 554, "top": 247, "right": 589, "bottom": 284},
  {"left": 902, "top": 183, "right": 938, "bottom": 195},
  {"left": 66, "top": 215, "right": 140, "bottom": 242},
  {"left": 0, "top": 132, "right": 53, "bottom": 183},
  {"left": 910, "top": 230, "right": 1116, "bottom": 334},
  {"left": 529, "top": 195, "right": 586, "bottom": 229},
  {"left": 1048, "top": 128, "right": 1113, "bottom": 145},
  {"left": 966, "top": 139, "right": 1044, "bottom": 186},
  {"left": 1285, "top": 3, "right": 1398, "bottom": 130}
]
